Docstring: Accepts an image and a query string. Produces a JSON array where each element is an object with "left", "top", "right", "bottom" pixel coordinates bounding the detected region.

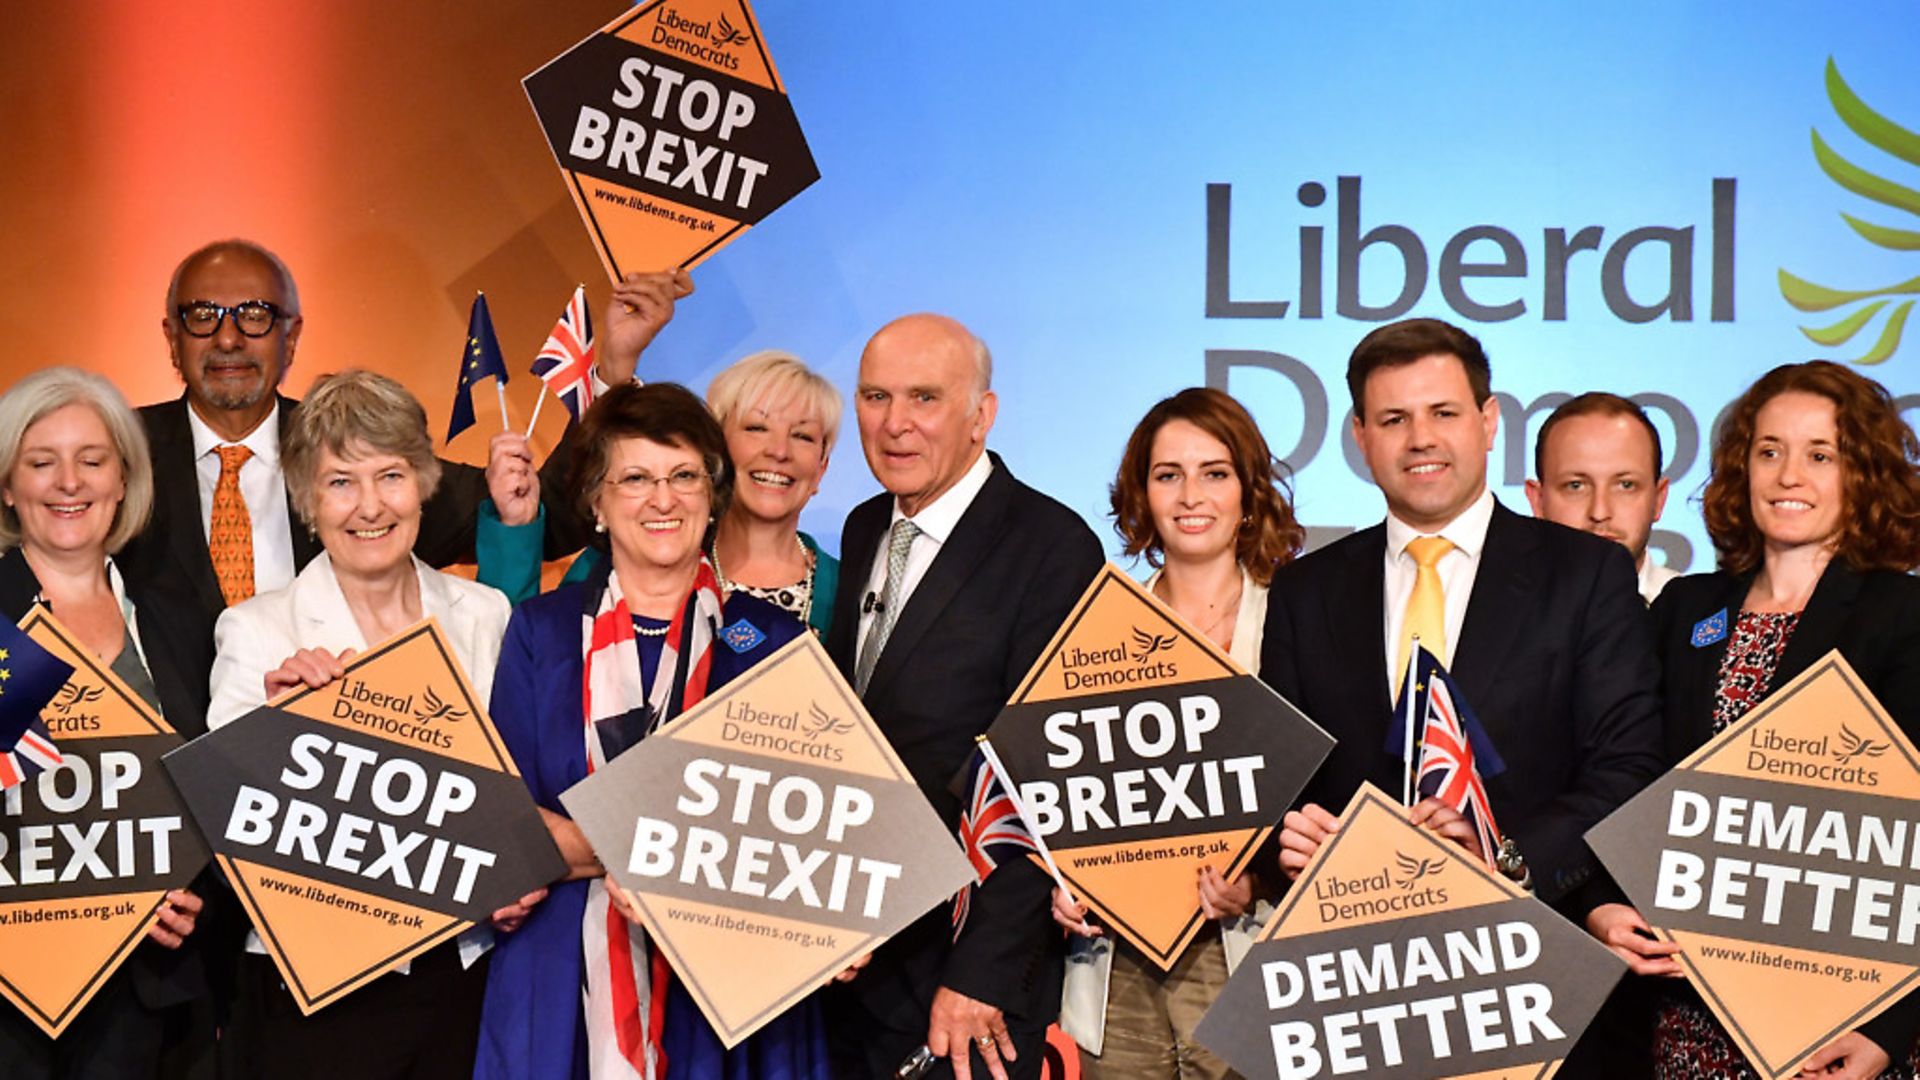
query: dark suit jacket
[
  {"left": 1259, "top": 500, "right": 1664, "bottom": 911},
  {"left": 1652, "top": 562, "right": 1920, "bottom": 1061},
  {"left": 825, "top": 453, "right": 1103, "bottom": 1032},
  {"left": 0, "top": 548, "right": 215, "bottom": 1014},
  {"left": 117, "top": 393, "right": 588, "bottom": 617}
]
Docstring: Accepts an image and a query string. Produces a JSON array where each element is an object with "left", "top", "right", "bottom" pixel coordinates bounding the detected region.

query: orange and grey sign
[
  {"left": 0, "top": 607, "right": 209, "bottom": 1037},
  {"left": 1198, "top": 783, "right": 1622, "bottom": 1080},
  {"left": 164, "top": 620, "right": 564, "bottom": 1014},
  {"left": 1589, "top": 651, "right": 1920, "bottom": 1078},
  {"left": 982, "top": 565, "right": 1332, "bottom": 969},
  {"left": 524, "top": 0, "right": 818, "bottom": 279},
  {"left": 561, "top": 634, "right": 973, "bottom": 1049}
]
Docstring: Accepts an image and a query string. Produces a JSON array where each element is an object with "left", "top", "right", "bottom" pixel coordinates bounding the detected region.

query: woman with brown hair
[
  {"left": 1593, "top": 361, "right": 1920, "bottom": 1078},
  {"left": 1053, "top": 386, "right": 1305, "bottom": 1078}
]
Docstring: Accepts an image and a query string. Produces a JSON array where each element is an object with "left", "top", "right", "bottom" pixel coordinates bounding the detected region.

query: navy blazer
[
  {"left": 1652, "top": 562, "right": 1920, "bottom": 1062},
  {"left": 1260, "top": 500, "right": 1665, "bottom": 912},
  {"left": 473, "top": 567, "right": 803, "bottom": 1080},
  {"left": 825, "top": 453, "right": 1104, "bottom": 1031}
]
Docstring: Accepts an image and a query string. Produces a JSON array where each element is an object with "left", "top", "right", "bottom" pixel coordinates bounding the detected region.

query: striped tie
[{"left": 210, "top": 444, "right": 256, "bottom": 606}]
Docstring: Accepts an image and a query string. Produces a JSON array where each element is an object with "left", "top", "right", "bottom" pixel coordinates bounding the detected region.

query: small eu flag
[
  {"left": 0, "top": 618, "right": 74, "bottom": 790},
  {"left": 447, "top": 292, "right": 510, "bottom": 444}
]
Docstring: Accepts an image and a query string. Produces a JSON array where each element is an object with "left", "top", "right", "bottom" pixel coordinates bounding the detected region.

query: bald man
[{"left": 826, "top": 314, "right": 1103, "bottom": 1080}]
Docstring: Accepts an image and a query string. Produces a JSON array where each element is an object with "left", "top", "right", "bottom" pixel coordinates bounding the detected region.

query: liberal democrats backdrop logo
[{"left": 1779, "top": 59, "right": 1920, "bottom": 366}]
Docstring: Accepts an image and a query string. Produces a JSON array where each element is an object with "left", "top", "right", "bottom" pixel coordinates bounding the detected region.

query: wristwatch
[{"left": 1495, "top": 838, "right": 1532, "bottom": 891}]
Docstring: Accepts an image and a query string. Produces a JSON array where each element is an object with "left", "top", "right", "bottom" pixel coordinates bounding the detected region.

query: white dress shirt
[
  {"left": 1381, "top": 489, "right": 1496, "bottom": 692},
  {"left": 1639, "top": 557, "right": 1681, "bottom": 605},
  {"left": 188, "top": 401, "right": 296, "bottom": 596},
  {"left": 855, "top": 451, "right": 995, "bottom": 659}
]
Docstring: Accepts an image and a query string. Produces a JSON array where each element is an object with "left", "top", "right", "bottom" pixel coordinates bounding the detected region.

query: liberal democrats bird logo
[
  {"left": 49, "top": 683, "right": 103, "bottom": 714},
  {"left": 804, "top": 702, "right": 854, "bottom": 741},
  {"left": 1395, "top": 851, "right": 1444, "bottom": 890},
  {"left": 713, "top": 12, "right": 751, "bottom": 48},
  {"left": 1778, "top": 59, "right": 1920, "bottom": 365},
  {"left": 1835, "top": 723, "right": 1890, "bottom": 764},
  {"left": 1130, "top": 627, "right": 1177, "bottom": 664},
  {"left": 413, "top": 687, "right": 467, "bottom": 725}
]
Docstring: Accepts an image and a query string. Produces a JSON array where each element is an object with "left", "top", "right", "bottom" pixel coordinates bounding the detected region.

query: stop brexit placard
[
  {"left": 980, "top": 564, "right": 1332, "bottom": 969},
  {"left": 1588, "top": 651, "right": 1920, "bottom": 1078},
  {"left": 164, "top": 619, "right": 564, "bottom": 1013},
  {"left": 0, "top": 607, "right": 209, "bottom": 1037},
  {"left": 524, "top": 0, "right": 818, "bottom": 279},
  {"left": 560, "top": 633, "right": 975, "bottom": 1049}
]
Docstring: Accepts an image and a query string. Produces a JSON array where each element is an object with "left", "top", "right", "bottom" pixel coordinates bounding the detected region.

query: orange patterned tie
[{"left": 210, "top": 444, "right": 255, "bottom": 606}]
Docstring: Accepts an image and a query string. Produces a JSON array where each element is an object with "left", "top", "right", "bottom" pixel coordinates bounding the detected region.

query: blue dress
[{"left": 472, "top": 567, "right": 829, "bottom": 1080}]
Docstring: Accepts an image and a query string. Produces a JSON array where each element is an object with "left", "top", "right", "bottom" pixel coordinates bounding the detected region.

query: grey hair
[
  {"left": 281, "top": 369, "right": 441, "bottom": 525},
  {"left": 165, "top": 238, "right": 302, "bottom": 319},
  {"left": 0, "top": 367, "right": 154, "bottom": 554}
]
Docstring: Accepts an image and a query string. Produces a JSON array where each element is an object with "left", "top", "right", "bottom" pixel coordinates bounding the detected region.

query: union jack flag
[
  {"left": 1395, "top": 644, "right": 1507, "bottom": 868},
  {"left": 0, "top": 720, "right": 62, "bottom": 790},
  {"left": 531, "top": 285, "right": 597, "bottom": 423},
  {"left": 0, "top": 618, "right": 74, "bottom": 791},
  {"left": 951, "top": 749, "right": 1037, "bottom": 940}
]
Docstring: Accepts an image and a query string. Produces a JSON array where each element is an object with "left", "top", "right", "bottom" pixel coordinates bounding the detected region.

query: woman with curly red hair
[
  {"left": 1052, "top": 386, "right": 1305, "bottom": 1078},
  {"left": 1593, "top": 361, "right": 1920, "bottom": 1078}
]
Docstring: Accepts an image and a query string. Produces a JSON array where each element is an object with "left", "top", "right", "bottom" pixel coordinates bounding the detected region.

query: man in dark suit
[
  {"left": 116, "top": 239, "right": 606, "bottom": 615},
  {"left": 1261, "top": 317, "right": 1663, "bottom": 917},
  {"left": 826, "top": 313, "right": 1103, "bottom": 1080}
]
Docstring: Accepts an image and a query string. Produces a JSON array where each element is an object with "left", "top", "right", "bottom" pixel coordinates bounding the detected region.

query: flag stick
[
  {"left": 526, "top": 384, "right": 549, "bottom": 438},
  {"left": 976, "top": 736, "right": 1080, "bottom": 910},
  {"left": 494, "top": 380, "right": 511, "bottom": 431},
  {"left": 1401, "top": 636, "right": 1421, "bottom": 807}
]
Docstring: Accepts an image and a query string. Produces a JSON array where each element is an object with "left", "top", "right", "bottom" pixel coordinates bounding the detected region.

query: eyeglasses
[
  {"left": 175, "top": 300, "right": 292, "bottom": 338},
  {"left": 604, "top": 467, "right": 708, "bottom": 497}
]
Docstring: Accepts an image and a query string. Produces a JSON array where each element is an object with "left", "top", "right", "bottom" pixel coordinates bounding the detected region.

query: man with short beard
[{"left": 116, "top": 239, "right": 595, "bottom": 618}]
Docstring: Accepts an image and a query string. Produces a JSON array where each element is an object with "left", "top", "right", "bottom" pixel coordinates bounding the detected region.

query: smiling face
[
  {"left": 4, "top": 403, "right": 126, "bottom": 560},
  {"left": 1352, "top": 353, "right": 1498, "bottom": 532},
  {"left": 309, "top": 443, "right": 423, "bottom": 581},
  {"left": 593, "top": 435, "right": 712, "bottom": 576},
  {"left": 855, "top": 315, "right": 996, "bottom": 518},
  {"left": 1748, "top": 390, "right": 1845, "bottom": 554},
  {"left": 1526, "top": 412, "right": 1669, "bottom": 564},
  {"left": 725, "top": 391, "right": 828, "bottom": 526},
  {"left": 1146, "top": 418, "right": 1243, "bottom": 568},
  {"left": 164, "top": 247, "right": 300, "bottom": 434}
]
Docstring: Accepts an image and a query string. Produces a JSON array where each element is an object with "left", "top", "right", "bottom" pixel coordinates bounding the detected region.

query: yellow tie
[
  {"left": 1398, "top": 535, "right": 1454, "bottom": 685},
  {"left": 210, "top": 444, "right": 256, "bottom": 607}
]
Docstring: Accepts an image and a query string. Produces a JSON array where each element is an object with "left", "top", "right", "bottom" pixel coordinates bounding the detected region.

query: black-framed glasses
[
  {"left": 175, "top": 300, "right": 292, "bottom": 338},
  {"left": 604, "top": 467, "right": 709, "bottom": 497}
]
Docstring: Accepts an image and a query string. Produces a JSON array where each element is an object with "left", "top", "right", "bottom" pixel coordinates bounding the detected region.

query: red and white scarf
[{"left": 580, "top": 559, "right": 724, "bottom": 1080}]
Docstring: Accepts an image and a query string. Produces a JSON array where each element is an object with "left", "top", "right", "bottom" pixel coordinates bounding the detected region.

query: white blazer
[{"left": 209, "top": 552, "right": 510, "bottom": 729}]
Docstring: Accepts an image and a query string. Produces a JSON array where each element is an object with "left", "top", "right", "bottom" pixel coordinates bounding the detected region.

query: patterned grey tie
[{"left": 855, "top": 518, "right": 920, "bottom": 694}]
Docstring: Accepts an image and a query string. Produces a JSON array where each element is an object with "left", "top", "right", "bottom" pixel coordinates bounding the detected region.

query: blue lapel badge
[
  {"left": 721, "top": 618, "right": 767, "bottom": 654},
  {"left": 1690, "top": 608, "right": 1728, "bottom": 649}
]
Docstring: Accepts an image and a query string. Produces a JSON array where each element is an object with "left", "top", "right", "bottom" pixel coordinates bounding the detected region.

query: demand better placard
[
  {"left": 1588, "top": 651, "right": 1920, "bottom": 1078},
  {"left": 524, "top": 0, "right": 818, "bottom": 280},
  {"left": 561, "top": 634, "right": 975, "bottom": 1049},
  {"left": 981, "top": 564, "right": 1332, "bottom": 969},
  {"left": 0, "top": 607, "right": 209, "bottom": 1037},
  {"left": 164, "top": 619, "right": 564, "bottom": 1013},
  {"left": 1197, "top": 783, "right": 1622, "bottom": 1080}
]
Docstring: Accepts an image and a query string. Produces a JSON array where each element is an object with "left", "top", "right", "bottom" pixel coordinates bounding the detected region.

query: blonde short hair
[
  {"left": 0, "top": 367, "right": 154, "bottom": 554},
  {"left": 282, "top": 369, "right": 441, "bottom": 525},
  {"left": 705, "top": 350, "right": 844, "bottom": 456}
]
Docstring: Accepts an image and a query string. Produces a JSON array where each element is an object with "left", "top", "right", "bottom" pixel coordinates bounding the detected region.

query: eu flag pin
[
  {"left": 721, "top": 619, "right": 767, "bottom": 654},
  {"left": 1690, "top": 609, "right": 1728, "bottom": 648}
]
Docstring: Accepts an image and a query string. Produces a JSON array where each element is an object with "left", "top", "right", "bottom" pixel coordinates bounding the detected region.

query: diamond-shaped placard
[
  {"left": 1197, "top": 783, "right": 1623, "bottom": 1079},
  {"left": 1588, "top": 651, "right": 1920, "bottom": 1078},
  {"left": 0, "top": 607, "right": 209, "bottom": 1037},
  {"left": 981, "top": 564, "right": 1332, "bottom": 969},
  {"left": 163, "top": 619, "right": 565, "bottom": 1014},
  {"left": 561, "top": 634, "right": 975, "bottom": 1049},
  {"left": 524, "top": 0, "right": 819, "bottom": 280}
]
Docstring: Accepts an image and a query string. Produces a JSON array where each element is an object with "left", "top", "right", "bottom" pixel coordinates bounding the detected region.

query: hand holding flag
[{"left": 1387, "top": 643, "right": 1508, "bottom": 869}]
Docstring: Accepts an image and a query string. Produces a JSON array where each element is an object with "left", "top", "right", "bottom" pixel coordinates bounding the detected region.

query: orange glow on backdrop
[{"left": 1, "top": 0, "right": 620, "bottom": 467}]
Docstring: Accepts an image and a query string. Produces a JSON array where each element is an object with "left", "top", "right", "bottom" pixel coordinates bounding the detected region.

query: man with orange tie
[
  {"left": 116, "top": 239, "right": 605, "bottom": 617},
  {"left": 1257, "top": 317, "right": 1663, "bottom": 928}
]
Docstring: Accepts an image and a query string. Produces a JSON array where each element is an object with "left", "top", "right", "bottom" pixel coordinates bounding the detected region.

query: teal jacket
[{"left": 475, "top": 499, "right": 839, "bottom": 639}]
